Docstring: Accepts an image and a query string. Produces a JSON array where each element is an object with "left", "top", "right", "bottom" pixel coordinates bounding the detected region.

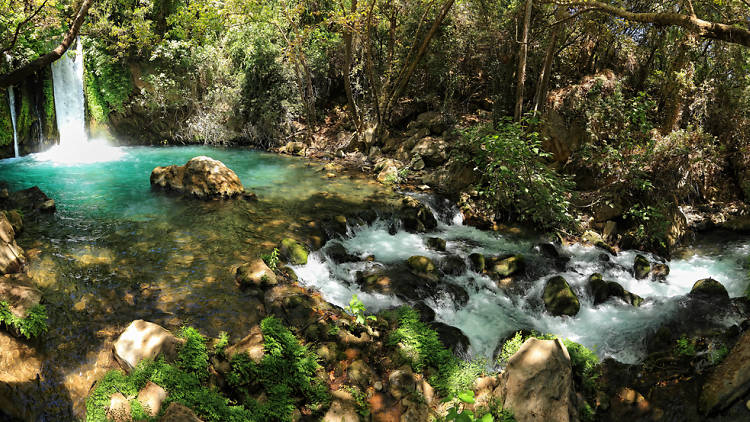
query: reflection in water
[{"left": 0, "top": 146, "right": 397, "bottom": 418}]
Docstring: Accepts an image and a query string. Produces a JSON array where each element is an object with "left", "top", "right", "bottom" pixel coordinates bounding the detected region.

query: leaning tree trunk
[
  {"left": 514, "top": 0, "right": 533, "bottom": 121},
  {"left": 660, "top": 35, "right": 695, "bottom": 134},
  {"left": 533, "top": 7, "right": 566, "bottom": 114},
  {"left": 0, "top": 0, "right": 93, "bottom": 89}
]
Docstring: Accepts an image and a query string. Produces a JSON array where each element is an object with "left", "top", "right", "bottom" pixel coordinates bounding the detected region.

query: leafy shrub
[
  {"left": 176, "top": 326, "right": 210, "bottom": 381},
  {"left": 0, "top": 302, "right": 48, "bottom": 339},
  {"left": 460, "top": 118, "right": 574, "bottom": 230},
  {"left": 344, "top": 294, "right": 376, "bottom": 326},
  {"left": 226, "top": 316, "right": 330, "bottom": 421},
  {"left": 214, "top": 331, "right": 230, "bottom": 357},
  {"left": 387, "top": 307, "right": 486, "bottom": 396},
  {"left": 708, "top": 343, "right": 729, "bottom": 365},
  {"left": 675, "top": 335, "right": 696, "bottom": 357},
  {"left": 83, "top": 39, "right": 133, "bottom": 122},
  {"left": 261, "top": 248, "right": 280, "bottom": 271}
]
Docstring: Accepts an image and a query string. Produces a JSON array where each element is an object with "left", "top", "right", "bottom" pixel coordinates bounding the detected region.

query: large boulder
[
  {"left": 496, "top": 338, "right": 578, "bottom": 422},
  {"left": 699, "top": 330, "right": 750, "bottom": 414},
  {"left": 421, "top": 158, "right": 477, "bottom": 195},
  {"left": 543, "top": 276, "right": 580, "bottom": 316},
  {"left": 0, "top": 213, "right": 24, "bottom": 275},
  {"left": 429, "top": 321, "right": 470, "bottom": 354},
  {"left": 689, "top": 278, "right": 729, "bottom": 301},
  {"left": 9, "top": 186, "right": 56, "bottom": 214},
  {"left": 150, "top": 156, "right": 250, "bottom": 199},
  {"left": 113, "top": 320, "right": 184, "bottom": 372},
  {"left": 588, "top": 273, "right": 643, "bottom": 307},
  {"left": 411, "top": 137, "right": 449, "bottom": 167}
]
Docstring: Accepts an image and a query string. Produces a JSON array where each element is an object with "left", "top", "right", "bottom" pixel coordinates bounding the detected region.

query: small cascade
[
  {"left": 7, "top": 86, "right": 19, "bottom": 157},
  {"left": 50, "top": 38, "right": 86, "bottom": 146}
]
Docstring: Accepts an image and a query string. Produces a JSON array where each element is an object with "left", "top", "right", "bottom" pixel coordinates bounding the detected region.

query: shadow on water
[{"left": 0, "top": 148, "right": 402, "bottom": 418}]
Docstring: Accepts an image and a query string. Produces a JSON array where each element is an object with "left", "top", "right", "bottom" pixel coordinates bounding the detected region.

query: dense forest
[{"left": 1, "top": 0, "right": 750, "bottom": 421}]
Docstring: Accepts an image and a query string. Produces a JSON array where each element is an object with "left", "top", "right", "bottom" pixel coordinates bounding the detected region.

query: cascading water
[
  {"left": 292, "top": 196, "right": 750, "bottom": 364},
  {"left": 7, "top": 86, "right": 19, "bottom": 157},
  {"left": 51, "top": 38, "right": 86, "bottom": 145},
  {"left": 46, "top": 38, "right": 122, "bottom": 164}
]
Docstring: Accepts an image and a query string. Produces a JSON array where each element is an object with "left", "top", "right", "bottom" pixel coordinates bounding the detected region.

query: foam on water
[{"left": 293, "top": 201, "right": 750, "bottom": 364}]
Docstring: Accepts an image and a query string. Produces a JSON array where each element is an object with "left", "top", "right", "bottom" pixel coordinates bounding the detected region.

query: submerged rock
[
  {"left": 486, "top": 255, "right": 524, "bottom": 279},
  {"left": 699, "top": 330, "right": 750, "bottom": 414},
  {"left": 426, "top": 236, "right": 446, "bottom": 251},
  {"left": 429, "top": 321, "right": 470, "bottom": 354},
  {"left": 324, "top": 242, "right": 359, "bottom": 264},
  {"left": 113, "top": 320, "right": 184, "bottom": 372},
  {"left": 150, "top": 156, "right": 252, "bottom": 199},
  {"left": 279, "top": 238, "right": 308, "bottom": 265},
  {"left": 440, "top": 256, "right": 466, "bottom": 276},
  {"left": 468, "top": 252, "right": 485, "bottom": 273},
  {"left": 406, "top": 255, "right": 436, "bottom": 277},
  {"left": 689, "top": 278, "right": 729, "bottom": 301},
  {"left": 633, "top": 254, "right": 651, "bottom": 280},
  {"left": 588, "top": 273, "right": 643, "bottom": 307},
  {"left": 651, "top": 263, "right": 670, "bottom": 281},
  {"left": 543, "top": 276, "right": 580, "bottom": 316},
  {"left": 496, "top": 337, "right": 577, "bottom": 422},
  {"left": 9, "top": 186, "right": 56, "bottom": 214},
  {"left": 235, "top": 260, "right": 277, "bottom": 291},
  {"left": 400, "top": 196, "right": 437, "bottom": 233}
]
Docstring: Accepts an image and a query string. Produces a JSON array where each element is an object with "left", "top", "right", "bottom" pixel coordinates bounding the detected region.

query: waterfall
[
  {"left": 51, "top": 38, "right": 86, "bottom": 146},
  {"left": 7, "top": 86, "right": 19, "bottom": 157}
]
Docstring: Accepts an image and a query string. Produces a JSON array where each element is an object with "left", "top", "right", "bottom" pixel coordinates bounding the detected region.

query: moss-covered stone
[
  {"left": 468, "top": 252, "right": 485, "bottom": 273},
  {"left": 633, "top": 254, "right": 651, "bottom": 280},
  {"left": 689, "top": 278, "right": 729, "bottom": 300},
  {"left": 407, "top": 255, "right": 436, "bottom": 274},
  {"left": 543, "top": 276, "right": 580, "bottom": 316},
  {"left": 487, "top": 255, "right": 524, "bottom": 278},
  {"left": 280, "top": 238, "right": 308, "bottom": 265}
]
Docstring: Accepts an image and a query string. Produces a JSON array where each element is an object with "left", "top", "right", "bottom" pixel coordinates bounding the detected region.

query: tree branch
[
  {"left": 0, "top": 0, "right": 93, "bottom": 89},
  {"left": 549, "top": 0, "right": 750, "bottom": 48},
  {"left": 1, "top": 0, "right": 50, "bottom": 55}
]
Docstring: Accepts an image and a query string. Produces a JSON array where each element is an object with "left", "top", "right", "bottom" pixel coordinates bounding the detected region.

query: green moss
[
  {"left": 0, "top": 302, "right": 48, "bottom": 339},
  {"left": 0, "top": 90, "right": 11, "bottom": 147},
  {"left": 227, "top": 316, "right": 330, "bottom": 421},
  {"left": 83, "top": 39, "right": 133, "bottom": 123},
  {"left": 42, "top": 76, "right": 56, "bottom": 137},
  {"left": 16, "top": 87, "right": 32, "bottom": 142}
]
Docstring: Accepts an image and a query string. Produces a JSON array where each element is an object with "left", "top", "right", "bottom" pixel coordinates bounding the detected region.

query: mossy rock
[
  {"left": 468, "top": 253, "right": 485, "bottom": 273},
  {"left": 588, "top": 273, "right": 643, "bottom": 307},
  {"left": 487, "top": 255, "right": 524, "bottom": 278},
  {"left": 689, "top": 278, "right": 729, "bottom": 300},
  {"left": 406, "top": 255, "right": 436, "bottom": 274},
  {"left": 426, "top": 237, "right": 446, "bottom": 251},
  {"left": 279, "top": 238, "right": 308, "bottom": 265},
  {"left": 543, "top": 276, "right": 580, "bottom": 316},
  {"left": 633, "top": 254, "right": 651, "bottom": 280}
]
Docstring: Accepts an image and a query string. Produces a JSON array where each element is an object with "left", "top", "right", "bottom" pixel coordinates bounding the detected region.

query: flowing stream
[
  {"left": 0, "top": 145, "right": 747, "bottom": 417},
  {"left": 293, "top": 197, "right": 750, "bottom": 364}
]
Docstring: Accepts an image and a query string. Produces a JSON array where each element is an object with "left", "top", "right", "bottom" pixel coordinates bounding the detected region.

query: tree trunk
[
  {"left": 533, "top": 7, "right": 566, "bottom": 114},
  {"left": 342, "top": 0, "right": 361, "bottom": 130},
  {"left": 0, "top": 0, "right": 93, "bottom": 89},
  {"left": 382, "top": 0, "right": 456, "bottom": 121},
  {"left": 660, "top": 35, "right": 695, "bottom": 134},
  {"left": 514, "top": 0, "right": 533, "bottom": 121}
]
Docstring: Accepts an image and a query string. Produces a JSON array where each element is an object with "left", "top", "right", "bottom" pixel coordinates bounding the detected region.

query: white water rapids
[{"left": 293, "top": 198, "right": 750, "bottom": 364}]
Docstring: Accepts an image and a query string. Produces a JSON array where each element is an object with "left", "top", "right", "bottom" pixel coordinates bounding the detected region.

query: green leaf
[{"left": 457, "top": 390, "right": 475, "bottom": 404}]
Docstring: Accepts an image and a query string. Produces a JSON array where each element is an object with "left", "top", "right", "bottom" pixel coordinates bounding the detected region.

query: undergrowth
[
  {"left": 226, "top": 316, "right": 330, "bottom": 421},
  {"left": 388, "top": 307, "right": 487, "bottom": 396},
  {"left": 0, "top": 302, "right": 48, "bottom": 339},
  {"left": 86, "top": 317, "right": 328, "bottom": 421}
]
